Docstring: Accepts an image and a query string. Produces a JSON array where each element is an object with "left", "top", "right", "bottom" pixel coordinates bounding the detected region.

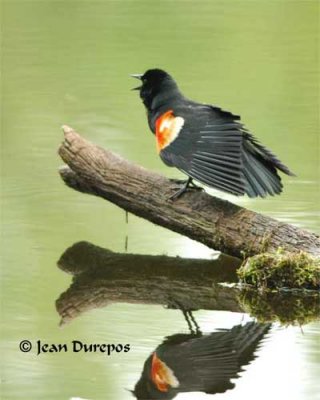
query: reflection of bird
[
  {"left": 132, "top": 69, "right": 294, "bottom": 199},
  {"left": 133, "top": 322, "right": 271, "bottom": 399}
]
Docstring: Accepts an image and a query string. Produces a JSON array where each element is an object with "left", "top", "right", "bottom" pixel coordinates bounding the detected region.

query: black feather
[
  {"left": 133, "top": 322, "right": 271, "bottom": 399},
  {"left": 135, "top": 68, "right": 295, "bottom": 198}
]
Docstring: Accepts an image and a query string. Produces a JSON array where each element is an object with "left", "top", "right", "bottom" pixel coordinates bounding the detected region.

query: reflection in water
[
  {"left": 239, "top": 288, "right": 320, "bottom": 326},
  {"left": 55, "top": 241, "right": 320, "bottom": 399},
  {"left": 56, "top": 241, "right": 241, "bottom": 325},
  {"left": 133, "top": 321, "right": 271, "bottom": 399},
  {"left": 56, "top": 241, "right": 319, "bottom": 326},
  {"left": 2, "top": 1, "right": 319, "bottom": 398}
]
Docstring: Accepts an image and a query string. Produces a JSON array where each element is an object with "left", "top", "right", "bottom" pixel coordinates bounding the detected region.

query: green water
[{"left": 1, "top": 1, "right": 319, "bottom": 399}]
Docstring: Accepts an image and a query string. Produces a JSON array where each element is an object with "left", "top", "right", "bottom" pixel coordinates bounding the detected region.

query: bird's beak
[
  {"left": 130, "top": 74, "right": 143, "bottom": 79},
  {"left": 130, "top": 73, "right": 143, "bottom": 90}
]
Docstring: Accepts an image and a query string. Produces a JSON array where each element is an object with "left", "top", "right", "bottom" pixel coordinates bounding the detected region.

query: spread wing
[
  {"left": 160, "top": 322, "right": 271, "bottom": 395},
  {"left": 159, "top": 104, "right": 246, "bottom": 196},
  {"left": 134, "top": 323, "right": 271, "bottom": 399},
  {"left": 158, "top": 104, "right": 294, "bottom": 197}
]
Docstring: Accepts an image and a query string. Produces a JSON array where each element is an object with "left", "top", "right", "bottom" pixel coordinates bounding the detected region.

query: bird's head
[
  {"left": 131, "top": 69, "right": 180, "bottom": 109},
  {"left": 132, "top": 351, "right": 178, "bottom": 400}
]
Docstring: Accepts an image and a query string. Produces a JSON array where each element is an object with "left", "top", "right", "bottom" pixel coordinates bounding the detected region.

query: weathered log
[
  {"left": 58, "top": 126, "right": 320, "bottom": 259},
  {"left": 56, "top": 242, "right": 320, "bottom": 326}
]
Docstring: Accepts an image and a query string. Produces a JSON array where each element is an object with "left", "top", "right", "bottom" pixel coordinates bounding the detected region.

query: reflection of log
[
  {"left": 238, "top": 289, "right": 320, "bottom": 325},
  {"left": 56, "top": 241, "right": 242, "bottom": 325},
  {"left": 56, "top": 242, "right": 320, "bottom": 326},
  {"left": 58, "top": 126, "right": 320, "bottom": 259}
]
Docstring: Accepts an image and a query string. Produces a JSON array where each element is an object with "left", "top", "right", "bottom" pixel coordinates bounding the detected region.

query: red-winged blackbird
[
  {"left": 133, "top": 322, "right": 271, "bottom": 399},
  {"left": 132, "top": 69, "right": 295, "bottom": 199}
]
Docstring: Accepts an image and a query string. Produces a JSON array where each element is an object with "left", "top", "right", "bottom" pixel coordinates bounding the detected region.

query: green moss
[
  {"left": 238, "top": 249, "right": 320, "bottom": 290},
  {"left": 238, "top": 288, "right": 320, "bottom": 325}
]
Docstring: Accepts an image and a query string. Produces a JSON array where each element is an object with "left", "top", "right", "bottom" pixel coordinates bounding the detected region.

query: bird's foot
[
  {"left": 168, "top": 184, "right": 189, "bottom": 201},
  {"left": 168, "top": 178, "right": 204, "bottom": 201},
  {"left": 189, "top": 180, "right": 204, "bottom": 191},
  {"left": 169, "top": 178, "right": 187, "bottom": 185}
]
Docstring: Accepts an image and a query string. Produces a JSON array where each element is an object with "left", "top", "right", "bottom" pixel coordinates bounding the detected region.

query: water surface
[{"left": 1, "top": 1, "right": 319, "bottom": 399}]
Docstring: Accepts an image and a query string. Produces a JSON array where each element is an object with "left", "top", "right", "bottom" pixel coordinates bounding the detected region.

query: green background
[{"left": 1, "top": 1, "right": 319, "bottom": 399}]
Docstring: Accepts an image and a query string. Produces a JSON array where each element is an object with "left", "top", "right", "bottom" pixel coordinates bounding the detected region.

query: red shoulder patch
[
  {"left": 151, "top": 352, "right": 179, "bottom": 392},
  {"left": 155, "top": 110, "right": 184, "bottom": 152}
]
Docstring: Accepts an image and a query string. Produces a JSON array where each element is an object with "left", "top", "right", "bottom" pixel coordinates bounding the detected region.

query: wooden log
[
  {"left": 56, "top": 242, "right": 320, "bottom": 326},
  {"left": 58, "top": 126, "right": 320, "bottom": 259}
]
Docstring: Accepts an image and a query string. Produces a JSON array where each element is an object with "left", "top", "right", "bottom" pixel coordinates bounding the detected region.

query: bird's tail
[{"left": 242, "top": 134, "right": 295, "bottom": 197}]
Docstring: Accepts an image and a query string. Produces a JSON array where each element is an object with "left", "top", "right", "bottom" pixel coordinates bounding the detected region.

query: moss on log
[{"left": 238, "top": 249, "right": 320, "bottom": 290}]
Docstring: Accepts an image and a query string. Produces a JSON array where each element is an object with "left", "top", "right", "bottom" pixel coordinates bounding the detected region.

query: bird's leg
[
  {"left": 186, "top": 310, "right": 201, "bottom": 335},
  {"left": 166, "top": 297, "right": 202, "bottom": 335},
  {"left": 181, "top": 309, "right": 202, "bottom": 335},
  {"left": 182, "top": 309, "right": 196, "bottom": 335},
  {"left": 168, "top": 177, "right": 204, "bottom": 201}
]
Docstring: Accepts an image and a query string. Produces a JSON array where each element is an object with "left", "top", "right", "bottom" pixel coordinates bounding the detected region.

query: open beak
[{"left": 130, "top": 73, "right": 143, "bottom": 90}]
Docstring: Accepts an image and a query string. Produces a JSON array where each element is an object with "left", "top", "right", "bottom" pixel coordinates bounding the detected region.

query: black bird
[
  {"left": 133, "top": 322, "right": 271, "bottom": 399},
  {"left": 132, "top": 69, "right": 295, "bottom": 199}
]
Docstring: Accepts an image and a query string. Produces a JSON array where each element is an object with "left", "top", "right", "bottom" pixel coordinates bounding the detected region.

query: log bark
[{"left": 58, "top": 126, "right": 320, "bottom": 259}]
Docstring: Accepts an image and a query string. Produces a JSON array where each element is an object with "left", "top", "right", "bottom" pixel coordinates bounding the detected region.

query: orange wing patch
[
  {"left": 151, "top": 352, "right": 179, "bottom": 392},
  {"left": 155, "top": 110, "right": 184, "bottom": 153}
]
